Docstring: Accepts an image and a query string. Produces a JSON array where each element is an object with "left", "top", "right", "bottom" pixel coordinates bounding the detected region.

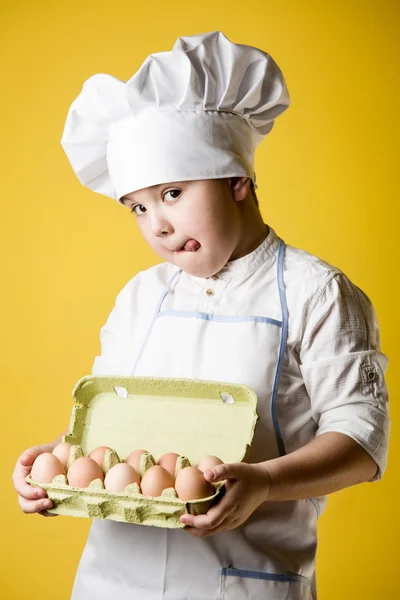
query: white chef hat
[{"left": 61, "top": 31, "right": 290, "bottom": 203}]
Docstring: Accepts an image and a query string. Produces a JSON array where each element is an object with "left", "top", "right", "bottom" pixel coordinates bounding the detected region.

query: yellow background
[{"left": 2, "top": 0, "right": 398, "bottom": 598}]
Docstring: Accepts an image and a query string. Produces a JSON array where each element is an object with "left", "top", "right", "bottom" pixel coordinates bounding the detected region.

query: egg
[
  {"left": 125, "top": 449, "right": 149, "bottom": 471},
  {"left": 104, "top": 463, "right": 141, "bottom": 493},
  {"left": 140, "top": 466, "right": 175, "bottom": 497},
  {"left": 88, "top": 446, "right": 113, "bottom": 469},
  {"left": 31, "top": 452, "right": 66, "bottom": 483},
  {"left": 157, "top": 452, "right": 179, "bottom": 477},
  {"left": 175, "top": 467, "right": 214, "bottom": 501},
  {"left": 196, "top": 455, "right": 224, "bottom": 473},
  {"left": 52, "top": 442, "right": 73, "bottom": 468},
  {"left": 67, "top": 457, "right": 104, "bottom": 488}
]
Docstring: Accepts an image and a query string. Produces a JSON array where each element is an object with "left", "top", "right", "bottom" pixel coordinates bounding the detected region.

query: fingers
[
  {"left": 15, "top": 446, "right": 42, "bottom": 476},
  {"left": 12, "top": 446, "right": 51, "bottom": 517},
  {"left": 181, "top": 495, "right": 239, "bottom": 531},
  {"left": 14, "top": 478, "right": 47, "bottom": 501},
  {"left": 13, "top": 445, "right": 59, "bottom": 517},
  {"left": 183, "top": 516, "right": 241, "bottom": 537},
  {"left": 204, "top": 462, "right": 249, "bottom": 483},
  {"left": 39, "top": 510, "right": 58, "bottom": 518},
  {"left": 204, "top": 464, "right": 228, "bottom": 482},
  {"left": 19, "top": 446, "right": 46, "bottom": 468},
  {"left": 12, "top": 446, "right": 47, "bottom": 498},
  {"left": 180, "top": 477, "right": 241, "bottom": 533},
  {"left": 183, "top": 525, "right": 224, "bottom": 537},
  {"left": 18, "top": 495, "right": 54, "bottom": 515}
]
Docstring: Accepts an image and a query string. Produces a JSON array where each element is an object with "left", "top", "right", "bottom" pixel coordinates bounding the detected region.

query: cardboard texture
[{"left": 26, "top": 375, "right": 258, "bottom": 528}]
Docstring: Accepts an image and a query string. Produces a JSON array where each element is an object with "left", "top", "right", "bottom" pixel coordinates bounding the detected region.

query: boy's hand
[
  {"left": 12, "top": 446, "right": 57, "bottom": 517},
  {"left": 180, "top": 462, "right": 271, "bottom": 537}
]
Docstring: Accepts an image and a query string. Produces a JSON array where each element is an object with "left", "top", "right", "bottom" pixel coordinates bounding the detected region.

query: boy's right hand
[{"left": 12, "top": 446, "right": 57, "bottom": 517}]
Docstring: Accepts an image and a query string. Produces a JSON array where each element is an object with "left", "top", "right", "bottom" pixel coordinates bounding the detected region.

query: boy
[{"left": 13, "top": 31, "right": 389, "bottom": 599}]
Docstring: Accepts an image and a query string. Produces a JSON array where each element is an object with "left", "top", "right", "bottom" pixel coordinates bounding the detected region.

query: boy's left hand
[{"left": 180, "top": 462, "right": 271, "bottom": 537}]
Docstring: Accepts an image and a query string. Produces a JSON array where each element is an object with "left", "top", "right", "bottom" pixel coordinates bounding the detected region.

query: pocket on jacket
[{"left": 220, "top": 567, "right": 312, "bottom": 600}]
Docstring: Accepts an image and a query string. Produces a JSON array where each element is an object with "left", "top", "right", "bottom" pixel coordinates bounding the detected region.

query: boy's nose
[{"left": 149, "top": 213, "right": 173, "bottom": 237}]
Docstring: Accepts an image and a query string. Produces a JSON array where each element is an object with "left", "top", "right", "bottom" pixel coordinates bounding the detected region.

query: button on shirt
[{"left": 92, "top": 227, "right": 390, "bottom": 480}]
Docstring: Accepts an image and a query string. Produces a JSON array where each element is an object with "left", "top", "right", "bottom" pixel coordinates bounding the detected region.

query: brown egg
[
  {"left": 196, "top": 455, "right": 224, "bottom": 473},
  {"left": 175, "top": 467, "right": 214, "bottom": 501},
  {"left": 67, "top": 457, "right": 104, "bottom": 488},
  {"left": 87, "top": 446, "right": 113, "bottom": 469},
  {"left": 140, "top": 466, "right": 175, "bottom": 497},
  {"left": 104, "top": 463, "right": 141, "bottom": 493},
  {"left": 125, "top": 449, "right": 149, "bottom": 471},
  {"left": 31, "top": 452, "right": 66, "bottom": 483},
  {"left": 157, "top": 452, "right": 180, "bottom": 477},
  {"left": 52, "top": 442, "right": 73, "bottom": 468}
]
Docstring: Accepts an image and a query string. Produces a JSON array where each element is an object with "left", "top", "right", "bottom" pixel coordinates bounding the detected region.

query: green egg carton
[{"left": 26, "top": 375, "right": 258, "bottom": 528}]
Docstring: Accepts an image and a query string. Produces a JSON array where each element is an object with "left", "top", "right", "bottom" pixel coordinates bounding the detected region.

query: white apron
[{"left": 71, "top": 240, "right": 318, "bottom": 600}]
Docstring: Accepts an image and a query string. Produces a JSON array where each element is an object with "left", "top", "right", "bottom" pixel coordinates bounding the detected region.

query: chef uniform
[{"left": 61, "top": 31, "right": 390, "bottom": 600}]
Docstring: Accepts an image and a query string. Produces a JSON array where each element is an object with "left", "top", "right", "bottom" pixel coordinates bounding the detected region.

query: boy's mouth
[{"left": 177, "top": 239, "right": 201, "bottom": 252}]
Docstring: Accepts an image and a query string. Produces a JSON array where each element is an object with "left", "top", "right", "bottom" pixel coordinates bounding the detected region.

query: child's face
[{"left": 120, "top": 179, "right": 247, "bottom": 278}]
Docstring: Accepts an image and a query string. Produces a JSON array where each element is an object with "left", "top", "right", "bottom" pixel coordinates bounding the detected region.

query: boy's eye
[
  {"left": 164, "top": 189, "right": 181, "bottom": 201},
  {"left": 129, "top": 189, "right": 180, "bottom": 215},
  {"left": 131, "top": 205, "right": 146, "bottom": 215}
]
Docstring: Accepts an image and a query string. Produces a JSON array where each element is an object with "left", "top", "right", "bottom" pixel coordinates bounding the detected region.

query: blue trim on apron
[
  {"left": 132, "top": 269, "right": 181, "bottom": 375},
  {"left": 270, "top": 240, "right": 288, "bottom": 457},
  {"left": 221, "top": 567, "right": 309, "bottom": 585},
  {"left": 157, "top": 310, "right": 282, "bottom": 327}
]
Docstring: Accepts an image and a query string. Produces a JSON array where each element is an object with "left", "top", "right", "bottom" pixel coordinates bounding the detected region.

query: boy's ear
[{"left": 230, "top": 177, "right": 252, "bottom": 202}]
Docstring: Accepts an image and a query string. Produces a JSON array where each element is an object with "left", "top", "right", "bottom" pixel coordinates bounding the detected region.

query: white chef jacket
[
  {"left": 72, "top": 226, "right": 390, "bottom": 600},
  {"left": 93, "top": 226, "right": 389, "bottom": 476}
]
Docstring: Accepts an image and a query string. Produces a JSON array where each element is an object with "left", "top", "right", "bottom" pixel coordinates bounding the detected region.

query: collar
[{"left": 191, "top": 225, "right": 281, "bottom": 283}]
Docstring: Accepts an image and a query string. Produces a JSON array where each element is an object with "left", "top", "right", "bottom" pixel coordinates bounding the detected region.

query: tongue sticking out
[{"left": 183, "top": 239, "right": 201, "bottom": 252}]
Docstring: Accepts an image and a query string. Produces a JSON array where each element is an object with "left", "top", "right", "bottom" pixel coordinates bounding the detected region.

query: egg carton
[
  {"left": 26, "top": 447, "right": 227, "bottom": 527},
  {"left": 26, "top": 375, "right": 258, "bottom": 528}
]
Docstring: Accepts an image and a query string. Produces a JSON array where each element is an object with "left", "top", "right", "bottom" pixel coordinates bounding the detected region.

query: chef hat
[{"left": 61, "top": 31, "right": 290, "bottom": 202}]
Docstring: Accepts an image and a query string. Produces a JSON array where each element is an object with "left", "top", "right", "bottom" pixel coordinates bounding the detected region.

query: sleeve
[
  {"left": 299, "top": 272, "right": 390, "bottom": 481},
  {"left": 91, "top": 278, "right": 137, "bottom": 376}
]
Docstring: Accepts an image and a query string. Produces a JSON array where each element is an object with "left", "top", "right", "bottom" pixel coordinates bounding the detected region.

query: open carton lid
[{"left": 64, "top": 375, "right": 258, "bottom": 465}]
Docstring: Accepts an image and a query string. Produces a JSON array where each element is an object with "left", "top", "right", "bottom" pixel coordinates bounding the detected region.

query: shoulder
[
  {"left": 280, "top": 239, "right": 378, "bottom": 345},
  {"left": 99, "top": 261, "right": 178, "bottom": 338},
  {"left": 283, "top": 240, "right": 369, "bottom": 307},
  {"left": 284, "top": 242, "right": 342, "bottom": 286},
  {"left": 283, "top": 242, "right": 342, "bottom": 315}
]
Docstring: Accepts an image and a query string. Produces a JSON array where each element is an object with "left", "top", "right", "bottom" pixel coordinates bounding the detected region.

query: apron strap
[
  {"left": 270, "top": 239, "right": 288, "bottom": 456},
  {"left": 132, "top": 268, "right": 182, "bottom": 375}
]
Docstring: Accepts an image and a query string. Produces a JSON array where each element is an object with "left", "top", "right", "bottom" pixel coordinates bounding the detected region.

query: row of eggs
[{"left": 30, "top": 443, "right": 224, "bottom": 501}]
